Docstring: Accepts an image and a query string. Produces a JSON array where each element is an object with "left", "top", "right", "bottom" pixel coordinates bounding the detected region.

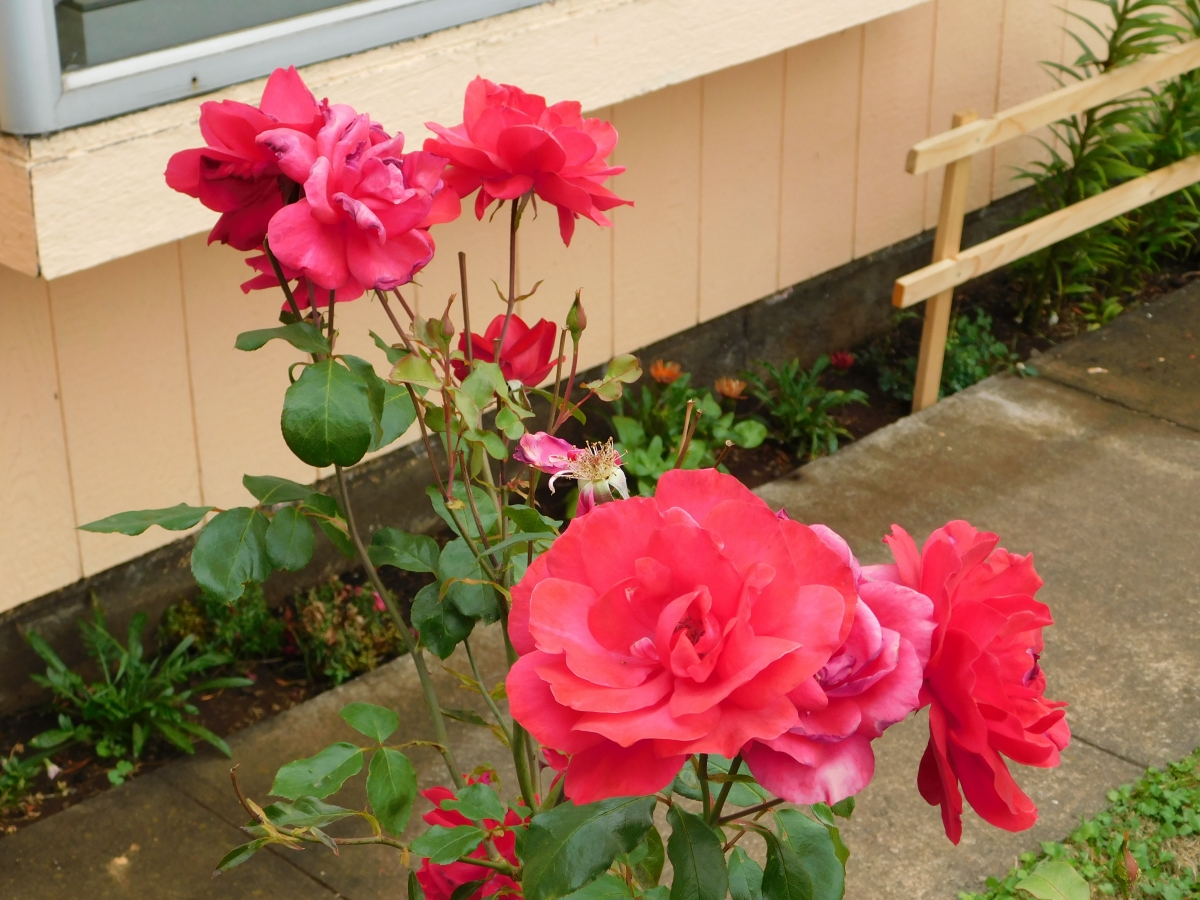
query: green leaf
[
  {"left": 265, "top": 505, "right": 314, "bottom": 572},
  {"left": 450, "top": 881, "right": 488, "bottom": 900},
  {"left": 438, "top": 538, "right": 499, "bottom": 621},
  {"left": 409, "top": 870, "right": 427, "bottom": 900},
  {"left": 521, "top": 796, "right": 657, "bottom": 900},
  {"left": 262, "top": 796, "right": 357, "bottom": 829},
  {"left": 410, "top": 825, "right": 486, "bottom": 864},
  {"left": 631, "top": 825, "right": 665, "bottom": 888},
  {"left": 1014, "top": 861, "right": 1090, "bottom": 900},
  {"left": 235, "top": 322, "right": 331, "bottom": 355},
  {"left": 281, "top": 358, "right": 374, "bottom": 467},
  {"left": 412, "top": 582, "right": 474, "bottom": 659},
  {"left": 503, "top": 506, "right": 560, "bottom": 535},
  {"left": 728, "top": 847, "right": 764, "bottom": 900},
  {"left": 213, "top": 838, "right": 270, "bottom": 875},
  {"left": 583, "top": 355, "right": 643, "bottom": 402},
  {"left": 773, "top": 809, "right": 844, "bottom": 900},
  {"left": 426, "top": 483, "right": 498, "bottom": 539},
  {"left": 301, "top": 493, "right": 355, "bottom": 559},
  {"left": 367, "top": 748, "right": 417, "bottom": 835},
  {"left": 442, "top": 782, "right": 506, "bottom": 822},
  {"left": 390, "top": 353, "right": 441, "bottom": 390},
  {"left": 731, "top": 419, "right": 768, "bottom": 449},
  {"left": 243, "top": 474, "right": 317, "bottom": 505},
  {"left": 270, "top": 742, "right": 364, "bottom": 800},
  {"left": 829, "top": 797, "right": 854, "bottom": 819},
  {"left": 342, "top": 354, "right": 388, "bottom": 450},
  {"left": 79, "top": 503, "right": 212, "bottom": 535},
  {"left": 672, "top": 756, "right": 768, "bottom": 808},
  {"left": 441, "top": 707, "right": 492, "bottom": 728},
  {"left": 666, "top": 806, "right": 728, "bottom": 900},
  {"left": 561, "top": 874, "right": 634, "bottom": 900},
  {"left": 371, "top": 330, "right": 407, "bottom": 365},
  {"left": 369, "top": 528, "right": 440, "bottom": 574},
  {"left": 377, "top": 382, "right": 417, "bottom": 450},
  {"left": 340, "top": 702, "right": 399, "bottom": 743},
  {"left": 191, "top": 507, "right": 271, "bottom": 602},
  {"left": 761, "top": 832, "right": 814, "bottom": 900}
]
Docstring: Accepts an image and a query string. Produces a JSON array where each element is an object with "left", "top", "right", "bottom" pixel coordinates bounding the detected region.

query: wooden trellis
[{"left": 896, "top": 37, "right": 1200, "bottom": 412}]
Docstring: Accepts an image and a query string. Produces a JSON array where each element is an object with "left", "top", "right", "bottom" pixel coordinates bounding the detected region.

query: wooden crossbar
[
  {"left": 894, "top": 153, "right": 1200, "bottom": 309},
  {"left": 907, "top": 38, "right": 1200, "bottom": 175}
]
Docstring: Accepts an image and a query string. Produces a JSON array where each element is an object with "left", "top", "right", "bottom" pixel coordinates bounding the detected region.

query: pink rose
[
  {"left": 879, "top": 522, "right": 1070, "bottom": 844},
  {"left": 258, "top": 105, "right": 459, "bottom": 298},
  {"left": 506, "top": 469, "right": 856, "bottom": 803},
  {"left": 165, "top": 67, "right": 323, "bottom": 251},
  {"left": 742, "top": 525, "right": 934, "bottom": 805},
  {"left": 512, "top": 433, "right": 628, "bottom": 515},
  {"left": 424, "top": 77, "right": 632, "bottom": 245}
]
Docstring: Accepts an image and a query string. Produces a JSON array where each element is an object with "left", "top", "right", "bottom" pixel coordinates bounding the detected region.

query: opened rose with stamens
[
  {"left": 506, "top": 468, "right": 856, "bottom": 803},
  {"left": 513, "top": 432, "right": 628, "bottom": 515}
]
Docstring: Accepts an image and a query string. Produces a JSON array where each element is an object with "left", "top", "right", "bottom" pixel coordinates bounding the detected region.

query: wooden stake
[{"left": 911, "top": 109, "right": 978, "bottom": 414}]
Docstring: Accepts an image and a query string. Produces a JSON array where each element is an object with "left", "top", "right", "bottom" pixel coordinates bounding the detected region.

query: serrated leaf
[
  {"left": 369, "top": 528, "right": 440, "bottom": 574},
  {"left": 761, "top": 832, "right": 814, "bottom": 900},
  {"left": 773, "top": 809, "right": 844, "bottom": 900},
  {"left": 829, "top": 797, "right": 854, "bottom": 819},
  {"left": 262, "top": 796, "right": 357, "bottom": 829},
  {"left": 438, "top": 538, "right": 499, "bottom": 621},
  {"left": 235, "top": 322, "right": 331, "bottom": 355},
  {"left": 728, "top": 847, "right": 764, "bottom": 900},
  {"left": 281, "top": 359, "right": 374, "bottom": 467},
  {"left": 191, "top": 508, "right": 271, "bottom": 602},
  {"left": 270, "top": 742, "right": 364, "bottom": 800},
  {"left": 442, "top": 782, "right": 506, "bottom": 822},
  {"left": 503, "top": 506, "right": 560, "bottom": 535},
  {"left": 371, "top": 330, "right": 407, "bottom": 365},
  {"left": 340, "top": 702, "right": 399, "bottom": 743},
  {"left": 410, "top": 825, "right": 485, "bottom": 864},
  {"left": 213, "top": 838, "right": 270, "bottom": 875},
  {"left": 521, "top": 796, "right": 656, "bottom": 900},
  {"left": 301, "top": 493, "right": 355, "bottom": 559},
  {"left": 561, "top": 874, "right": 633, "bottom": 900},
  {"left": 377, "top": 381, "right": 417, "bottom": 450},
  {"left": 390, "top": 353, "right": 441, "bottom": 390},
  {"left": 632, "top": 825, "right": 665, "bottom": 888},
  {"left": 367, "top": 748, "right": 417, "bottom": 835},
  {"left": 412, "top": 582, "right": 474, "bottom": 659},
  {"left": 243, "top": 474, "right": 318, "bottom": 505},
  {"left": 80, "top": 503, "right": 212, "bottom": 535},
  {"left": 666, "top": 806, "right": 728, "bottom": 900},
  {"left": 1014, "top": 861, "right": 1090, "bottom": 900},
  {"left": 265, "top": 505, "right": 314, "bottom": 572}
]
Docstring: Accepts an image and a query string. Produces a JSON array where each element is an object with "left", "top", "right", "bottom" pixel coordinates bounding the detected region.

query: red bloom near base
[
  {"left": 416, "top": 781, "right": 524, "bottom": 900},
  {"left": 877, "top": 521, "right": 1071, "bottom": 843}
]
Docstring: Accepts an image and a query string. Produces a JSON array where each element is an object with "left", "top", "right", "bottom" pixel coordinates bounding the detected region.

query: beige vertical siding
[{"left": 0, "top": 0, "right": 1077, "bottom": 612}]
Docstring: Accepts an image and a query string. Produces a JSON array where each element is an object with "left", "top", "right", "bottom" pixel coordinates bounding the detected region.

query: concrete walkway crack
[{"left": 1067, "top": 732, "right": 1150, "bottom": 771}]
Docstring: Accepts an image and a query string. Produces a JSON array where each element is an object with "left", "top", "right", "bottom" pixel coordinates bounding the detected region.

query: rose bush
[{"left": 90, "top": 65, "right": 1074, "bottom": 900}]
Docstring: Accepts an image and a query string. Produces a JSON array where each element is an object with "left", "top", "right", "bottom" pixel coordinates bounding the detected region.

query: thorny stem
[
  {"left": 333, "top": 464, "right": 464, "bottom": 790},
  {"left": 708, "top": 754, "right": 742, "bottom": 824},
  {"left": 459, "top": 252, "right": 474, "bottom": 362},
  {"left": 465, "top": 638, "right": 512, "bottom": 745},
  {"left": 495, "top": 197, "right": 523, "bottom": 361},
  {"left": 376, "top": 290, "right": 418, "bottom": 354},
  {"left": 717, "top": 797, "right": 784, "bottom": 826},
  {"left": 263, "top": 240, "right": 303, "bottom": 321},
  {"left": 697, "top": 754, "right": 712, "bottom": 819}
]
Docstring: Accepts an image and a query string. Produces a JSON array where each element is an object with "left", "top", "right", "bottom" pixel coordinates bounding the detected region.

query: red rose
[
  {"left": 879, "top": 522, "right": 1070, "bottom": 844},
  {"left": 425, "top": 77, "right": 632, "bottom": 245},
  {"left": 506, "top": 469, "right": 856, "bottom": 804},
  {"left": 453, "top": 314, "right": 562, "bottom": 387},
  {"left": 415, "top": 779, "right": 524, "bottom": 900},
  {"left": 829, "top": 351, "right": 855, "bottom": 370},
  {"left": 258, "top": 104, "right": 459, "bottom": 298},
  {"left": 165, "top": 67, "right": 324, "bottom": 251},
  {"left": 742, "top": 525, "right": 934, "bottom": 805}
]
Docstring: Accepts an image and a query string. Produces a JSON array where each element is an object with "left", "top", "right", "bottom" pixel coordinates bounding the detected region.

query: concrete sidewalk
[{"left": 2, "top": 288, "right": 1197, "bottom": 899}]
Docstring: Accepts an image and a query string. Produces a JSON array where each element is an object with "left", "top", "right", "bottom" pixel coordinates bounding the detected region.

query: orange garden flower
[
  {"left": 649, "top": 359, "right": 682, "bottom": 384},
  {"left": 714, "top": 376, "right": 747, "bottom": 400}
]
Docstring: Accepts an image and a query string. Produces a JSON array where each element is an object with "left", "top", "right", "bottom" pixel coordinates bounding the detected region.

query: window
[{"left": 0, "top": 0, "right": 547, "bottom": 134}]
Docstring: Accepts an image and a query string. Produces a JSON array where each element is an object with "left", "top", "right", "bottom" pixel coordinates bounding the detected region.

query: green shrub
[
  {"left": 609, "top": 367, "right": 767, "bottom": 495},
  {"left": 865, "top": 310, "right": 1024, "bottom": 403},
  {"left": 25, "top": 604, "right": 251, "bottom": 776},
  {"left": 286, "top": 577, "right": 405, "bottom": 685},
  {"left": 742, "top": 355, "right": 867, "bottom": 458},
  {"left": 0, "top": 749, "right": 52, "bottom": 811},
  {"left": 159, "top": 581, "right": 285, "bottom": 662}
]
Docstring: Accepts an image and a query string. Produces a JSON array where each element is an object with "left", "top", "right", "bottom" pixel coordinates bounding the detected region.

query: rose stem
[
  {"left": 326, "top": 289, "right": 336, "bottom": 347},
  {"left": 263, "top": 239, "right": 304, "bottom": 321},
  {"left": 459, "top": 252, "right": 474, "bottom": 364},
  {"left": 698, "top": 754, "right": 712, "bottom": 819},
  {"left": 717, "top": 797, "right": 785, "bottom": 826},
  {"left": 464, "top": 637, "right": 512, "bottom": 745},
  {"left": 494, "top": 196, "right": 522, "bottom": 361},
  {"left": 708, "top": 754, "right": 742, "bottom": 824},
  {"left": 673, "top": 400, "right": 697, "bottom": 468},
  {"left": 333, "top": 464, "right": 464, "bottom": 790}
]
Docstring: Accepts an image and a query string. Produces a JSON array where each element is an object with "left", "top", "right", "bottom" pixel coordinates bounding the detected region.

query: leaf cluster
[
  {"left": 961, "top": 748, "right": 1200, "bottom": 900},
  {"left": 609, "top": 371, "right": 767, "bottom": 494},
  {"left": 25, "top": 603, "right": 250, "bottom": 768},
  {"left": 286, "top": 577, "right": 406, "bottom": 685},
  {"left": 158, "top": 581, "right": 285, "bottom": 663},
  {"left": 742, "top": 356, "right": 867, "bottom": 459}
]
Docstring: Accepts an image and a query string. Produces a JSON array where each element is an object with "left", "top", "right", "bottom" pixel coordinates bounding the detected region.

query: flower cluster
[{"left": 507, "top": 468, "right": 1069, "bottom": 841}]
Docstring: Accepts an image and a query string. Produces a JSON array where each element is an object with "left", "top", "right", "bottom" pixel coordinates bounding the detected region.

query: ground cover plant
[
  {"left": 963, "top": 748, "right": 1200, "bottom": 900},
  {"left": 65, "top": 66, "right": 1084, "bottom": 900},
  {"left": 742, "top": 355, "right": 868, "bottom": 457}
]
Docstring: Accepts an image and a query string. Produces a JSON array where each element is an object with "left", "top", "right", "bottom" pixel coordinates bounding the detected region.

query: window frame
[{"left": 0, "top": 0, "right": 547, "bottom": 135}]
